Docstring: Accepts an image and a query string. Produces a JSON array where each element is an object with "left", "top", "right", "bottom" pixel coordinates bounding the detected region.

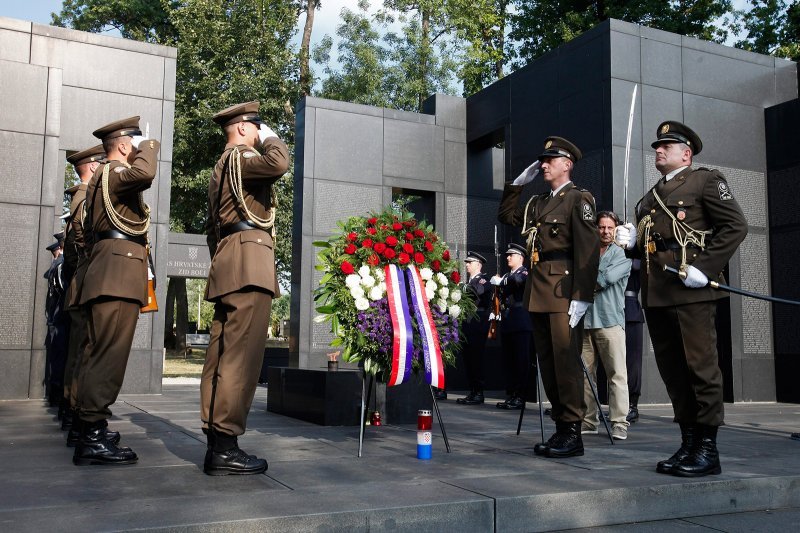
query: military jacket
[
  {"left": 632, "top": 167, "right": 747, "bottom": 308},
  {"left": 498, "top": 182, "right": 600, "bottom": 313},
  {"left": 499, "top": 266, "right": 533, "bottom": 333},
  {"left": 79, "top": 141, "right": 160, "bottom": 306},
  {"left": 64, "top": 183, "right": 88, "bottom": 309},
  {"left": 205, "top": 137, "right": 289, "bottom": 301},
  {"left": 465, "top": 272, "right": 492, "bottom": 312}
]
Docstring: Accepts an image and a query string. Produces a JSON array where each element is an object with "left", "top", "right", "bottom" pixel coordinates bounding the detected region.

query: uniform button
[
  {"left": 537, "top": 223, "right": 541, "bottom": 227},
  {"left": 651, "top": 209, "right": 656, "bottom": 214},
  {"left": 678, "top": 201, "right": 684, "bottom": 205},
  {"left": 553, "top": 218, "right": 558, "bottom": 222},
  {"left": 127, "top": 252, "right": 132, "bottom": 257},
  {"left": 565, "top": 270, "right": 570, "bottom": 275}
]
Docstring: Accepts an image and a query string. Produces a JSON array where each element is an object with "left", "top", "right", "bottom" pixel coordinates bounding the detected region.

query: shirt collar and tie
[
  {"left": 663, "top": 166, "right": 689, "bottom": 182},
  {"left": 550, "top": 180, "right": 572, "bottom": 197}
]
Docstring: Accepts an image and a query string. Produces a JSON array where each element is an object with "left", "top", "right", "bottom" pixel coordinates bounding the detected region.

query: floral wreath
[{"left": 314, "top": 201, "right": 476, "bottom": 387}]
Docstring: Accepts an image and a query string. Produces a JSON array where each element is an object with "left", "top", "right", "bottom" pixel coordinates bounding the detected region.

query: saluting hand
[
  {"left": 130, "top": 135, "right": 147, "bottom": 149},
  {"left": 512, "top": 161, "right": 541, "bottom": 186},
  {"left": 258, "top": 123, "right": 279, "bottom": 143}
]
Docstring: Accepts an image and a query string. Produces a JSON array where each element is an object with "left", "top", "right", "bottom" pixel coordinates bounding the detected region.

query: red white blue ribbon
[
  {"left": 385, "top": 264, "right": 413, "bottom": 386},
  {"left": 406, "top": 266, "right": 445, "bottom": 389}
]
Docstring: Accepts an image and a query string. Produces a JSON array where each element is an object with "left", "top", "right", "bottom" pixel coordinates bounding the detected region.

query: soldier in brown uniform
[
  {"left": 61, "top": 145, "right": 105, "bottom": 441},
  {"left": 73, "top": 117, "right": 160, "bottom": 466},
  {"left": 201, "top": 101, "right": 289, "bottom": 475},
  {"left": 498, "top": 137, "right": 600, "bottom": 458},
  {"left": 616, "top": 121, "right": 747, "bottom": 477}
]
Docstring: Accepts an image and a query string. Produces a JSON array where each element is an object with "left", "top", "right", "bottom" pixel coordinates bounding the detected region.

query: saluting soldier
[
  {"left": 616, "top": 121, "right": 747, "bottom": 477},
  {"left": 61, "top": 145, "right": 105, "bottom": 440},
  {"left": 498, "top": 137, "right": 600, "bottom": 458},
  {"left": 73, "top": 117, "right": 159, "bottom": 466},
  {"left": 490, "top": 244, "right": 533, "bottom": 410},
  {"left": 455, "top": 251, "right": 492, "bottom": 405},
  {"left": 201, "top": 101, "right": 289, "bottom": 475}
]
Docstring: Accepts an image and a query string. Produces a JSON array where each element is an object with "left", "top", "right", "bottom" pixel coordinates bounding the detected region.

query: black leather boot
[
  {"left": 204, "top": 430, "right": 267, "bottom": 476},
  {"left": 672, "top": 425, "right": 722, "bottom": 477},
  {"left": 457, "top": 391, "right": 484, "bottom": 405},
  {"left": 60, "top": 406, "right": 74, "bottom": 431},
  {"left": 626, "top": 394, "right": 640, "bottom": 423},
  {"left": 546, "top": 421, "right": 584, "bottom": 458},
  {"left": 73, "top": 420, "right": 137, "bottom": 466},
  {"left": 535, "top": 421, "right": 564, "bottom": 456},
  {"left": 67, "top": 419, "right": 121, "bottom": 447},
  {"left": 656, "top": 424, "right": 695, "bottom": 474},
  {"left": 498, "top": 396, "right": 524, "bottom": 410}
]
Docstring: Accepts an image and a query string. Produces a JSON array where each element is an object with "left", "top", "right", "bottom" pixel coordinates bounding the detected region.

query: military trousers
[
  {"left": 531, "top": 311, "right": 586, "bottom": 423},
  {"left": 500, "top": 329, "right": 531, "bottom": 397},
  {"left": 625, "top": 319, "right": 644, "bottom": 399},
  {"left": 645, "top": 302, "right": 723, "bottom": 427},
  {"left": 201, "top": 288, "right": 272, "bottom": 437},
  {"left": 461, "top": 312, "right": 490, "bottom": 391},
  {"left": 75, "top": 297, "right": 140, "bottom": 423},
  {"left": 582, "top": 325, "right": 629, "bottom": 426},
  {"left": 64, "top": 308, "right": 89, "bottom": 407}
]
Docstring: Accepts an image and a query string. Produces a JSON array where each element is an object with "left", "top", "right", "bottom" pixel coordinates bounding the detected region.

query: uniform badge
[
  {"left": 550, "top": 226, "right": 559, "bottom": 237},
  {"left": 114, "top": 166, "right": 125, "bottom": 174},
  {"left": 242, "top": 151, "right": 256, "bottom": 159},
  {"left": 582, "top": 202, "right": 594, "bottom": 221},
  {"left": 718, "top": 182, "right": 733, "bottom": 201},
  {"left": 661, "top": 124, "right": 670, "bottom": 134},
  {"left": 545, "top": 140, "right": 552, "bottom": 149},
  {"left": 677, "top": 209, "right": 686, "bottom": 221}
]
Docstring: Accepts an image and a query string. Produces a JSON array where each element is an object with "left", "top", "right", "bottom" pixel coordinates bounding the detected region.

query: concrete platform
[{"left": 1, "top": 385, "right": 799, "bottom": 532}]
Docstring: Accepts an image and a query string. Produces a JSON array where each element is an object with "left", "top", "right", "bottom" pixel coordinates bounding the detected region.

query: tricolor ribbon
[
  {"left": 385, "top": 264, "right": 413, "bottom": 386},
  {"left": 406, "top": 266, "right": 445, "bottom": 389}
]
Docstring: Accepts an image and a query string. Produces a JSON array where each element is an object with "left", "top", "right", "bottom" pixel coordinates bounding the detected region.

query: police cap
[
  {"left": 212, "top": 101, "right": 264, "bottom": 128},
  {"left": 651, "top": 121, "right": 703, "bottom": 155},
  {"left": 93, "top": 116, "right": 141, "bottom": 141},
  {"left": 67, "top": 144, "right": 106, "bottom": 166},
  {"left": 505, "top": 243, "right": 527, "bottom": 257},
  {"left": 538, "top": 136, "right": 582, "bottom": 162},
  {"left": 465, "top": 251, "right": 487, "bottom": 264}
]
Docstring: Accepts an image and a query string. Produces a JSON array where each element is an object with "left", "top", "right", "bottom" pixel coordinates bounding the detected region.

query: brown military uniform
[
  {"left": 633, "top": 165, "right": 747, "bottom": 426},
  {"left": 75, "top": 120, "right": 159, "bottom": 424},
  {"left": 201, "top": 126, "right": 289, "bottom": 438},
  {"left": 499, "top": 180, "right": 600, "bottom": 422}
]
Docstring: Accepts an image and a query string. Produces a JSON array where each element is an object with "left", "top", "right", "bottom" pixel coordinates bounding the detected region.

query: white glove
[
  {"left": 615, "top": 222, "right": 636, "bottom": 250},
  {"left": 490, "top": 275, "right": 503, "bottom": 286},
  {"left": 512, "top": 161, "right": 541, "bottom": 186},
  {"left": 682, "top": 265, "right": 708, "bottom": 289},
  {"left": 568, "top": 300, "right": 590, "bottom": 328},
  {"left": 130, "top": 135, "right": 147, "bottom": 149},
  {"left": 258, "top": 123, "right": 279, "bottom": 143}
]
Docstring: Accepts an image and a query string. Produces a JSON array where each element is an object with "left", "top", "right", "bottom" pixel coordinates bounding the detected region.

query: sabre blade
[{"left": 623, "top": 84, "right": 638, "bottom": 223}]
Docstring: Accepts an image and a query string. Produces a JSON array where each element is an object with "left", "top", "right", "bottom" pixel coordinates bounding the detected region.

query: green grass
[{"left": 163, "top": 349, "right": 206, "bottom": 377}]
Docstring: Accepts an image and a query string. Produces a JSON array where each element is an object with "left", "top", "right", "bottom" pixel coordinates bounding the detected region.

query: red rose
[
  {"left": 414, "top": 252, "right": 425, "bottom": 264},
  {"left": 414, "top": 229, "right": 425, "bottom": 238},
  {"left": 424, "top": 241, "right": 434, "bottom": 252},
  {"left": 374, "top": 242, "right": 387, "bottom": 254},
  {"left": 367, "top": 217, "right": 378, "bottom": 225},
  {"left": 380, "top": 224, "right": 388, "bottom": 230},
  {"left": 368, "top": 253, "right": 380, "bottom": 266},
  {"left": 362, "top": 239, "right": 373, "bottom": 249},
  {"left": 384, "top": 248, "right": 396, "bottom": 259},
  {"left": 392, "top": 222, "right": 403, "bottom": 231},
  {"left": 385, "top": 236, "right": 398, "bottom": 246},
  {"left": 398, "top": 252, "right": 410, "bottom": 264},
  {"left": 404, "top": 220, "right": 415, "bottom": 227},
  {"left": 340, "top": 261, "right": 355, "bottom": 275},
  {"left": 405, "top": 232, "right": 414, "bottom": 241},
  {"left": 432, "top": 260, "right": 441, "bottom": 271},
  {"left": 450, "top": 271, "right": 460, "bottom": 283},
  {"left": 402, "top": 243, "right": 414, "bottom": 254},
  {"left": 344, "top": 243, "right": 357, "bottom": 254},
  {"left": 347, "top": 232, "right": 357, "bottom": 241},
  {"left": 442, "top": 250, "right": 450, "bottom": 261},
  {"left": 367, "top": 227, "right": 377, "bottom": 235}
]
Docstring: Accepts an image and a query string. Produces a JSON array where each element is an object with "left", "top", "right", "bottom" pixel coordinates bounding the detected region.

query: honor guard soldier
[
  {"left": 490, "top": 244, "right": 533, "bottom": 410},
  {"left": 73, "top": 117, "right": 159, "bottom": 466},
  {"left": 44, "top": 233, "right": 68, "bottom": 410},
  {"left": 201, "top": 101, "right": 289, "bottom": 475},
  {"left": 62, "top": 145, "right": 105, "bottom": 440},
  {"left": 498, "top": 136, "right": 600, "bottom": 457},
  {"left": 616, "top": 121, "right": 747, "bottom": 477},
  {"left": 455, "top": 251, "right": 492, "bottom": 405}
]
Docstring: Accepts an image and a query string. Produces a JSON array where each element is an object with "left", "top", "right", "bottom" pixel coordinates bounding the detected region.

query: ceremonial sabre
[
  {"left": 663, "top": 265, "right": 800, "bottom": 306},
  {"left": 622, "top": 84, "right": 638, "bottom": 223}
]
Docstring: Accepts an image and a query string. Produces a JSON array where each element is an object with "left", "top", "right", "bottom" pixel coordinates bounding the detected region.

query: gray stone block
[
  {"left": 0, "top": 131, "right": 43, "bottom": 206},
  {"left": 31, "top": 22, "right": 175, "bottom": 58},
  {"left": 312, "top": 180, "right": 382, "bottom": 236},
  {"left": 300, "top": 178, "right": 314, "bottom": 237},
  {"left": 45, "top": 67, "right": 62, "bottom": 137},
  {"left": 610, "top": 78, "right": 642, "bottom": 150},
  {"left": 40, "top": 135, "right": 60, "bottom": 208},
  {"left": 740, "top": 357, "right": 776, "bottom": 401},
  {"left": 428, "top": 93, "right": 467, "bottom": 129},
  {"left": 681, "top": 32, "right": 774, "bottom": 67},
  {"left": 640, "top": 24, "right": 682, "bottom": 45},
  {"left": 610, "top": 29, "right": 641, "bottom": 83},
  {"left": 160, "top": 99, "right": 174, "bottom": 162},
  {"left": 0, "top": 28, "right": 31, "bottom": 63},
  {"left": 608, "top": 18, "right": 640, "bottom": 37},
  {"left": 640, "top": 85, "right": 683, "bottom": 150},
  {"left": 0, "top": 350, "right": 32, "bottom": 399},
  {"left": 444, "top": 141, "right": 467, "bottom": 195},
  {"left": 383, "top": 107, "right": 435, "bottom": 125},
  {"left": 558, "top": 33, "right": 605, "bottom": 102},
  {"left": 641, "top": 39, "right": 682, "bottom": 91},
  {"left": 299, "top": 106, "right": 315, "bottom": 179},
  {"left": 682, "top": 47, "right": 777, "bottom": 107},
  {"left": 314, "top": 108, "right": 383, "bottom": 184},
  {"left": 163, "top": 57, "right": 176, "bottom": 101},
  {"left": 775, "top": 58, "right": 798, "bottom": 104},
  {"left": 0, "top": 16, "right": 31, "bottom": 33},
  {"left": 383, "top": 119, "right": 444, "bottom": 182},
  {"left": 444, "top": 127, "right": 465, "bottom": 143},
  {"left": 383, "top": 175, "right": 444, "bottom": 193},
  {"left": 27, "top": 349, "right": 46, "bottom": 399},
  {"left": 0, "top": 60, "right": 48, "bottom": 134},
  {"left": 154, "top": 160, "right": 172, "bottom": 225},
  {"left": 120, "top": 348, "right": 153, "bottom": 394},
  {"left": 557, "top": 88, "right": 604, "bottom": 153},
  {"left": 303, "top": 96, "right": 384, "bottom": 117},
  {"left": 610, "top": 146, "right": 643, "bottom": 220}
]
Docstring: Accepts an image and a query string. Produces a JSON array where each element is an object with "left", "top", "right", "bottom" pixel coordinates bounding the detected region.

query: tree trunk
[
  {"left": 174, "top": 278, "right": 188, "bottom": 353},
  {"left": 299, "top": 0, "right": 317, "bottom": 96},
  {"left": 164, "top": 277, "right": 177, "bottom": 349}
]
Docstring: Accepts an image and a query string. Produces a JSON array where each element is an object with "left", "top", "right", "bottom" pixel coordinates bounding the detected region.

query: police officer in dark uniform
[
  {"left": 624, "top": 259, "right": 644, "bottom": 423},
  {"left": 491, "top": 243, "right": 533, "bottom": 410},
  {"left": 44, "top": 234, "right": 68, "bottom": 409},
  {"left": 498, "top": 137, "right": 600, "bottom": 458},
  {"left": 616, "top": 121, "right": 748, "bottom": 477},
  {"left": 455, "top": 251, "right": 492, "bottom": 405}
]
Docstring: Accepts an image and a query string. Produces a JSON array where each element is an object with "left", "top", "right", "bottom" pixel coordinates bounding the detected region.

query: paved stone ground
[{"left": 1, "top": 384, "right": 799, "bottom": 532}]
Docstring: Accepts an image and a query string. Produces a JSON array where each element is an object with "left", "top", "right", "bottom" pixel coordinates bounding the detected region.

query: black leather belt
[
  {"left": 539, "top": 251, "right": 571, "bottom": 262},
  {"left": 625, "top": 291, "right": 638, "bottom": 298},
  {"left": 506, "top": 302, "right": 525, "bottom": 308},
  {"left": 663, "top": 239, "right": 700, "bottom": 251},
  {"left": 219, "top": 221, "right": 258, "bottom": 239},
  {"left": 95, "top": 230, "right": 146, "bottom": 246}
]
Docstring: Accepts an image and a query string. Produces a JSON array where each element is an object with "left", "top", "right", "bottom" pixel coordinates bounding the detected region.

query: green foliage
[
  {"left": 734, "top": 0, "right": 800, "bottom": 60},
  {"left": 186, "top": 278, "right": 214, "bottom": 330},
  {"left": 271, "top": 293, "right": 291, "bottom": 335}
]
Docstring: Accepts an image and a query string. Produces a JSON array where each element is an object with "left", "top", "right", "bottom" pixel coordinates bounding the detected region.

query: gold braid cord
[
  {"left": 650, "top": 188, "right": 711, "bottom": 273},
  {"left": 637, "top": 215, "right": 654, "bottom": 273},
  {"left": 521, "top": 195, "right": 539, "bottom": 261},
  {"left": 227, "top": 147, "right": 277, "bottom": 237},
  {"left": 101, "top": 163, "right": 150, "bottom": 237}
]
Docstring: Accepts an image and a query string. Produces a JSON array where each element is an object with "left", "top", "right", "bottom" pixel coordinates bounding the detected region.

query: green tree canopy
[{"left": 734, "top": 0, "right": 800, "bottom": 60}]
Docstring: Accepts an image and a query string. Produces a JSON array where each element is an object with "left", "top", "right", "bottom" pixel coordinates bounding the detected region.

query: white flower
[
  {"left": 358, "top": 265, "right": 371, "bottom": 278},
  {"left": 438, "top": 287, "right": 450, "bottom": 300},
  {"left": 426, "top": 280, "right": 438, "bottom": 293},
  {"left": 374, "top": 268, "right": 385, "bottom": 281},
  {"left": 425, "top": 288, "right": 435, "bottom": 301},
  {"left": 450, "top": 289, "right": 462, "bottom": 303},
  {"left": 420, "top": 267, "right": 433, "bottom": 281},
  {"left": 361, "top": 275, "right": 376, "bottom": 288},
  {"left": 345, "top": 274, "right": 362, "bottom": 289},
  {"left": 368, "top": 285, "right": 384, "bottom": 301},
  {"left": 378, "top": 281, "right": 387, "bottom": 293},
  {"left": 436, "top": 299, "right": 448, "bottom": 312},
  {"left": 436, "top": 272, "right": 448, "bottom": 286},
  {"left": 350, "top": 285, "right": 365, "bottom": 300},
  {"left": 354, "top": 297, "right": 370, "bottom": 311},
  {"left": 448, "top": 304, "right": 461, "bottom": 318}
]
